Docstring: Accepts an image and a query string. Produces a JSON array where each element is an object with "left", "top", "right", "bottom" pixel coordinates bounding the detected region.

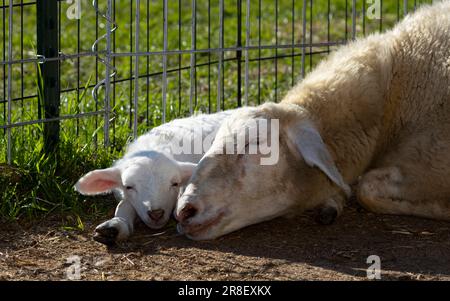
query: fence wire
[{"left": 0, "top": 0, "right": 436, "bottom": 164}]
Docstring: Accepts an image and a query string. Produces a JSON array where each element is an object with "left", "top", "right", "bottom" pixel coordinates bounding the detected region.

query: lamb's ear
[
  {"left": 75, "top": 167, "right": 122, "bottom": 195},
  {"left": 285, "top": 121, "right": 351, "bottom": 197},
  {"left": 177, "top": 162, "right": 197, "bottom": 185}
]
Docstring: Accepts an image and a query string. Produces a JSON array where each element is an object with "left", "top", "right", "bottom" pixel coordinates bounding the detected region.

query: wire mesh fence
[{"left": 0, "top": 0, "right": 436, "bottom": 164}]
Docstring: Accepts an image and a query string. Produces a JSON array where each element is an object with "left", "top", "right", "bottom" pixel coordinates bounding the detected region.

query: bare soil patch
[{"left": 1, "top": 202, "right": 449, "bottom": 281}]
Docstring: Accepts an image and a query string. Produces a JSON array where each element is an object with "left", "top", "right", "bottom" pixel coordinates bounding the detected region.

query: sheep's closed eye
[
  {"left": 171, "top": 182, "right": 179, "bottom": 187},
  {"left": 125, "top": 186, "right": 135, "bottom": 191}
]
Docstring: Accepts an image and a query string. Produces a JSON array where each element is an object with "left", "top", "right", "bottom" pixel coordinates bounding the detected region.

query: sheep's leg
[
  {"left": 315, "top": 194, "right": 346, "bottom": 225},
  {"left": 357, "top": 166, "right": 450, "bottom": 221},
  {"left": 94, "top": 200, "right": 137, "bottom": 246}
]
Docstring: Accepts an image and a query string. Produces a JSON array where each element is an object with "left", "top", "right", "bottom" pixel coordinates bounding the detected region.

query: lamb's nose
[
  {"left": 148, "top": 209, "right": 165, "bottom": 222},
  {"left": 176, "top": 203, "right": 198, "bottom": 224}
]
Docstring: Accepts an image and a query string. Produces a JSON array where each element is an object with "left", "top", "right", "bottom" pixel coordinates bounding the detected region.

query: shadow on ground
[
  {"left": 117, "top": 203, "right": 450, "bottom": 280},
  {"left": 1, "top": 202, "right": 449, "bottom": 280}
]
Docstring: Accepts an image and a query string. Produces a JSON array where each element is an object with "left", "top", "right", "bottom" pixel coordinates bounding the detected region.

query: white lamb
[{"left": 75, "top": 108, "right": 247, "bottom": 245}]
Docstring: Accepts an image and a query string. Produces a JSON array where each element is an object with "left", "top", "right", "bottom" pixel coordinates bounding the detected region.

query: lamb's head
[
  {"left": 175, "top": 102, "right": 350, "bottom": 240},
  {"left": 75, "top": 151, "right": 196, "bottom": 229}
]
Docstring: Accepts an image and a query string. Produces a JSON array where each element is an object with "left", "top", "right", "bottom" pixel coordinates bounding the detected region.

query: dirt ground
[{"left": 1, "top": 201, "right": 449, "bottom": 281}]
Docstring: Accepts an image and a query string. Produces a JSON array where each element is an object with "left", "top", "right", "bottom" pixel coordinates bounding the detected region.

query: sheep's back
[{"left": 124, "top": 108, "right": 245, "bottom": 162}]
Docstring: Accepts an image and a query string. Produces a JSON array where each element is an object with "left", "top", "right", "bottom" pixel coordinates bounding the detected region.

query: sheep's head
[
  {"left": 75, "top": 152, "right": 196, "bottom": 229},
  {"left": 175, "top": 102, "right": 350, "bottom": 240}
]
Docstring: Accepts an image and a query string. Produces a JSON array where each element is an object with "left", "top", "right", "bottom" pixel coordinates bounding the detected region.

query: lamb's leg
[
  {"left": 94, "top": 200, "right": 137, "bottom": 246},
  {"left": 357, "top": 166, "right": 450, "bottom": 221}
]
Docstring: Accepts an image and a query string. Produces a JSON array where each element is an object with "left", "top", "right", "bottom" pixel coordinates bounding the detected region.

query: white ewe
[
  {"left": 175, "top": 2, "right": 450, "bottom": 240},
  {"left": 75, "top": 108, "right": 246, "bottom": 245}
]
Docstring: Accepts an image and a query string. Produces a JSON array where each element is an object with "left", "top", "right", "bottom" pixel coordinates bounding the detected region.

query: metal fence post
[
  {"left": 301, "top": 0, "right": 307, "bottom": 79},
  {"left": 217, "top": 0, "right": 224, "bottom": 112},
  {"left": 104, "top": 0, "right": 112, "bottom": 147},
  {"left": 244, "top": 0, "right": 250, "bottom": 107},
  {"left": 134, "top": 0, "right": 140, "bottom": 139},
  {"left": 236, "top": 0, "right": 242, "bottom": 108},
  {"left": 162, "top": 0, "right": 168, "bottom": 122},
  {"left": 37, "top": 0, "right": 60, "bottom": 155},
  {"left": 189, "top": 0, "right": 197, "bottom": 116},
  {"left": 6, "top": 0, "right": 12, "bottom": 164}
]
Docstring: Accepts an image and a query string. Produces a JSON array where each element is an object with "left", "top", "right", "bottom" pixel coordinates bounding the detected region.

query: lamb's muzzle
[{"left": 148, "top": 209, "right": 165, "bottom": 222}]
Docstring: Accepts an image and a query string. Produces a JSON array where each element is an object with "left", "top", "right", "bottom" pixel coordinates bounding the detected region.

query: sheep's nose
[
  {"left": 148, "top": 209, "right": 165, "bottom": 222},
  {"left": 176, "top": 203, "right": 198, "bottom": 224}
]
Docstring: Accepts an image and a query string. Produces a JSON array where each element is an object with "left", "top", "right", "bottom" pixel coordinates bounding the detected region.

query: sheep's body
[
  {"left": 76, "top": 108, "right": 244, "bottom": 245},
  {"left": 282, "top": 1, "right": 450, "bottom": 219},
  {"left": 175, "top": 2, "right": 450, "bottom": 240},
  {"left": 123, "top": 110, "right": 237, "bottom": 164}
]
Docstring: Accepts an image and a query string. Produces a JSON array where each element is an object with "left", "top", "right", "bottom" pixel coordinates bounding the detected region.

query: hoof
[
  {"left": 315, "top": 206, "right": 338, "bottom": 225},
  {"left": 93, "top": 227, "right": 119, "bottom": 246}
]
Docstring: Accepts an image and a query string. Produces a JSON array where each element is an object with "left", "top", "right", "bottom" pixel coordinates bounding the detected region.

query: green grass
[
  {"left": 0, "top": 139, "right": 119, "bottom": 224},
  {"left": 0, "top": 0, "right": 435, "bottom": 223}
]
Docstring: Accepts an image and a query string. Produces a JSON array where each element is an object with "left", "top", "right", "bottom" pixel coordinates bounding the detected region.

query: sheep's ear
[
  {"left": 75, "top": 167, "right": 122, "bottom": 195},
  {"left": 177, "top": 162, "right": 197, "bottom": 185},
  {"left": 285, "top": 121, "right": 351, "bottom": 197}
]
